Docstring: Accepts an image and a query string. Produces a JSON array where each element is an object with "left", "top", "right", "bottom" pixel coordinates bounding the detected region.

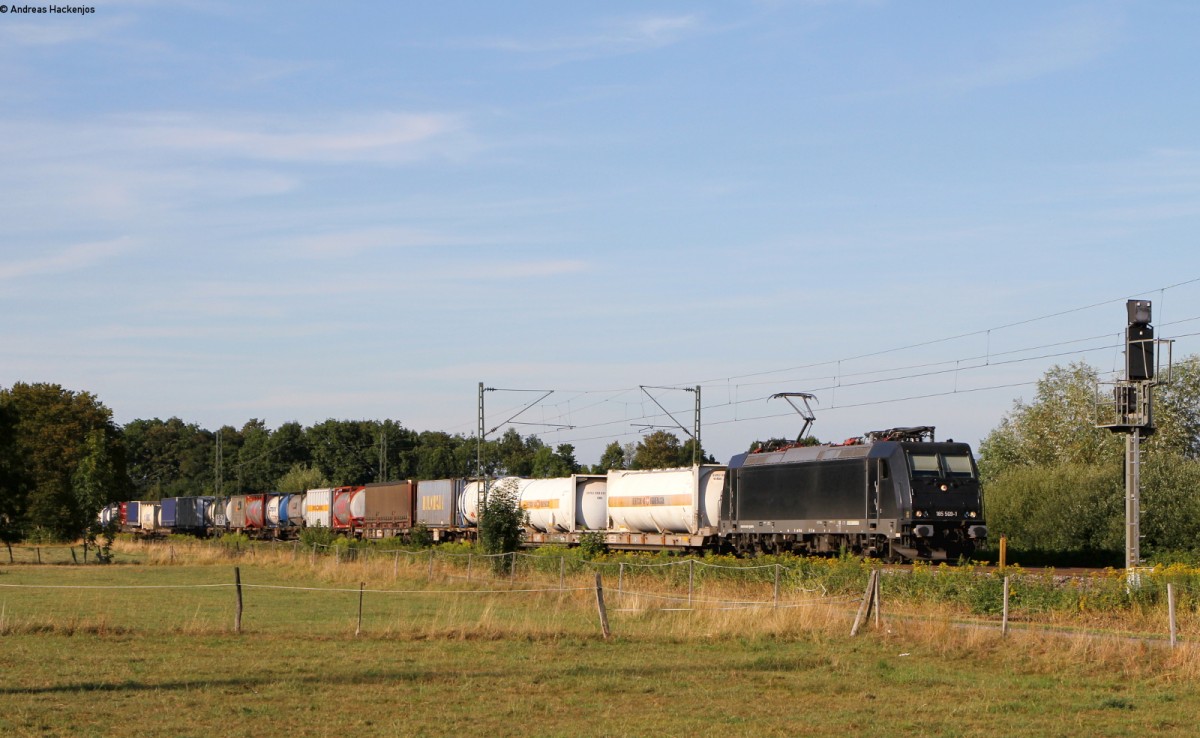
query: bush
[
  {"left": 410, "top": 523, "right": 433, "bottom": 548},
  {"left": 299, "top": 524, "right": 338, "bottom": 549},
  {"left": 578, "top": 530, "right": 607, "bottom": 558},
  {"left": 478, "top": 478, "right": 526, "bottom": 572}
]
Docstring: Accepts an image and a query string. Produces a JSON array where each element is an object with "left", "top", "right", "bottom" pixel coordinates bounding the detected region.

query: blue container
[
  {"left": 160, "top": 498, "right": 178, "bottom": 529},
  {"left": 126, "top": 500, "right": 142, "bottom": 528}
]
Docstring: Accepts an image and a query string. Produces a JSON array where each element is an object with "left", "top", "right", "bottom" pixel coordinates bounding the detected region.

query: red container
[
  {"left": 245, "top": 494, "right": 271, "bottom": 529},
  {"left": 331, "top": 486, "right": 362, "bottom": 531}
]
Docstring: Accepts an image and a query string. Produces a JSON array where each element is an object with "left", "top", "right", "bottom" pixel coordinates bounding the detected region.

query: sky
[{"left": 2, "top": 1, "right": 1199, "bottom": 467}]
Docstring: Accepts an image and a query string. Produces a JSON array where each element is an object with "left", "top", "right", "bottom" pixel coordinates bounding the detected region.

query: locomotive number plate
[{"left": 935, "top": 511, "right": 958, "bottom": 517}]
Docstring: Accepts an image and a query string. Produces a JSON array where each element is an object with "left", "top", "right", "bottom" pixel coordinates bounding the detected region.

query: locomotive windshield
[
  {"left": 943, "top": 454, "right": 975, "bottom": 479},
  {"left": 906, "top": 451, "right": 977, "bottom": 479},
  {"left": 909, "top": 454, "right": 940, "bottom": 478}
]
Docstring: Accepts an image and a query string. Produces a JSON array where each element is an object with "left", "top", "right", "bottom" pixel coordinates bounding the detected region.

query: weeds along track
[{"left": 1, "top": 539, "right": 1199, "bottom": 653}]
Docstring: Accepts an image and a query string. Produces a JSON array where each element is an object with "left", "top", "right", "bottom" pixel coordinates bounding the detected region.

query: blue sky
[{"left": 2, "top": 1, "right": 1199, "bottom": 466}]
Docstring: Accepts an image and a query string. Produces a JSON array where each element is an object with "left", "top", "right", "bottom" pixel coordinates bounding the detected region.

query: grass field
[{"left": 2, "top": 544, "right": 1199, "bottom": 737}]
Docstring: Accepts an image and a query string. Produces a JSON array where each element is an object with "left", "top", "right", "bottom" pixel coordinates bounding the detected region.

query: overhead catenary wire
[{"left": 440, "top": 280, "right": 1200, "bottom": 446}]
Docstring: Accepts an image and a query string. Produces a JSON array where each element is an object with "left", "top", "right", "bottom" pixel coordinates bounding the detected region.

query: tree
[
  {"left": 0, "top": 400, "right": 28, "bottom": 552},
  {"left": 415, "top": 431, "right": 471, "bottom": 479},
  {"left": 73, "top": 429, "right": 126, "bottom": 560},
  {"left": 235, "top": 419, "right": 275, "bottom": 493},
  {"left": 979, "top": 358, "right": 1200, "bottom": 556},
  {"left": 632, "top": 431, "right": 690, "bottom": 469},
  {"left": 492, "top": 428, "right": 542, "bottom": 477},
  {"left": 124, "top": 417, "right": 215, "bottom": 499},
  {"left": 594, "top": 441, "right": 627, "bottom": 473},
  {"left": 275, "top": 462, "right": 330, "bottom": 493},
  {"left": 0, "top": 383, "right": 130, "bottom": 541},
  {"left": 531, "top": 444, "right": 579, "bottom": 478},
  {"left": 1146, "top": 355, "right": 1200, "bottom": 459},
  {"left": 978, "top": 362, "right": 1120, "bottom": 481},
  {"left": 306, "top": 419, "right": 378, "bottom": 485}
]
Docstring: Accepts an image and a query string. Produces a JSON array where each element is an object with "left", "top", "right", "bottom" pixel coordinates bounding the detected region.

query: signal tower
[{"left": 1097, "top": 300, "right": 1172, "bottom": 574}]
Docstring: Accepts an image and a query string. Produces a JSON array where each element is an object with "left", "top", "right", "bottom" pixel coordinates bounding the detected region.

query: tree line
[
  {"left": 980, "top": 356, "right": 1200, "bottom": 560},
  {"left": 0, "top": 381, "right": 713, "bottom": 543}
]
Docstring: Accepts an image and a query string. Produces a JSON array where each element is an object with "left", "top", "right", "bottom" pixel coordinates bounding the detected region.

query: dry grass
[{"left": 6, "top": 546, "right": 1200, "bottom": 737}]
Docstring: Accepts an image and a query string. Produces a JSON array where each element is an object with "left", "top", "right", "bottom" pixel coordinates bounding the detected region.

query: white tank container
[
  {"left": 460, "top": 478, "right": 526, "bottom": 526},
  {"left": 520, "top": 475, "right": 608, "bottom": 533},
  {"left": 304, "top": 488, "right": 334, "bottom": 528},
  {"left": 266, "top": 496, "right": 282, "bottom": 527},
  {"left": 606, "top": 466, "right": 726, "bottom": 535},
  {"left": 521, "top": 477, "right": 573, "bottom": 533}
]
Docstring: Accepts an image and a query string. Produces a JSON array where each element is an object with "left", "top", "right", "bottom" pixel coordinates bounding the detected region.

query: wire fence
[{"left": 2, "top": 542, "right": 1197, "bottom": 647}]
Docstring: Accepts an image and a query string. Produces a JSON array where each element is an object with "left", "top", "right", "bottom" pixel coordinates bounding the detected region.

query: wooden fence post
[
  {"left": 851, "top": 570, "right": 879, "bottom": 636},
  {"left": 559, "top": 556, "right": 566, "bottom": 590},
  {"left": 594, "top": 572, "right": 611, "bottom": 640},
  {"left": 356, "top": 582, "right": 365, "bottom": 637},
  {"left": 467, "top": 553, "right": 473, "bottom": 582},
  {"left": 618, "top": 562, "right": 624, "bottom": 595},
  {"left": 234, "top": 566, "right": 243, "bottom": 633},
  {"left": 873, "top": 570, "right": 882, "bottom": 628},
  {"left": 773, "top": 564, "right": 780, "bottom": 609},
  {"left": 688, "top": 559, "right": 695, "bottom": 608},
  {"left": 427, "top": 548, "right": 435, "bottom": 581}
]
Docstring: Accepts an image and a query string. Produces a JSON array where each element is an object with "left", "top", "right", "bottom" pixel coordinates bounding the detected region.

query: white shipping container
[
  {"left": 606, "top": 466, "right": 726, "bottom": 535},
  {"left": 304, "top": 488, "right": 334, "bottom": 529},
  {"left": 520, "top": 475, "right": 608, "bottom": 533},
  {"left": 459, "top": 478, "right": 526, "bottom": 526},
  {"left": 139, "top": 503, "right": 161, "bottom": 532}
]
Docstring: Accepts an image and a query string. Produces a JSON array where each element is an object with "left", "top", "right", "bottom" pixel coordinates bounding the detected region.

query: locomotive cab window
[
  {"left": 908, "top": 453, "right": 940, "bottom": 478},
  {"left": 943, "top": 454, "right": 976, "bottom": 479}
]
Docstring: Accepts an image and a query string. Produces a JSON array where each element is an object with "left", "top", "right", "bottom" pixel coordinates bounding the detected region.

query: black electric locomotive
[{"left": 721, "top": 427, "right": 986, "bottom": 561}]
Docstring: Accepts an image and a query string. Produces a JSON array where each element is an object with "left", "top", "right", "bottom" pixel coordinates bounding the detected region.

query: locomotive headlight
[
  {"left": 968, "top": 511, "right": 977, "bottom": 518},
  {"left": 939, "top": 483, "right": 949, "bottom": 492},
  {"left": 915, "top": 510, "right": 923, "bottom": 518}
]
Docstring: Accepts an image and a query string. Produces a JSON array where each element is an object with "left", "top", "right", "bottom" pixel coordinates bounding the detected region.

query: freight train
[{"left": 101, "top": 426, "right": 986, "bottom": 561}]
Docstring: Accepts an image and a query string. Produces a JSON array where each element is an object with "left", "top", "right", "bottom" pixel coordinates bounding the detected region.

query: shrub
[
  {"left": 578, "top": 530, "right": 607, "bottom": 559},
  {"left": 477, "top": 478, "right": 526, "bottom": 572}
]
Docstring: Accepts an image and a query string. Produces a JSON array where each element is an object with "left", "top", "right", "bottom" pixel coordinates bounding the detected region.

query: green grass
[{"left": 3, "top": 549, "right": 1200, "bottom": 737}]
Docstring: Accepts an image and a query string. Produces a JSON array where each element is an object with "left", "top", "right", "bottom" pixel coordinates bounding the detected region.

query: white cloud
[
  {"left": 0, "top": 17, "right": 130, "bottom": 46},
  {"left": 469, "top": 13, "right": 703, "bottom": 59},
  {"left": 456, "top": 259, "right": 590, "bottom": 280},
  {"left": 288, "top": 227, "right": 476, "bottom": 259},
  {"left": 0, "top": 237, "right": 134, "bottom": 281},
  {"left": 127, "top": 111, "right": 466, "bottom": 164},
  {"left": 852, "top": 6, "right": 1122, "bottom": 99}
]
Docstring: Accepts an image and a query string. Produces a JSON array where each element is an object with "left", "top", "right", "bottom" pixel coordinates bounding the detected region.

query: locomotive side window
[
  {"left": 908, "top": 453, "right": 940, "bottom": 478},
  {"left": 943, "top": 454, "right": 975, "bottom": 479}
]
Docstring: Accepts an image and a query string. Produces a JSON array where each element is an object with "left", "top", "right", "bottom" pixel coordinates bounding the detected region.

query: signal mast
[{"left": 1098, "top": 300, "right": 1172, "bottom": 575}]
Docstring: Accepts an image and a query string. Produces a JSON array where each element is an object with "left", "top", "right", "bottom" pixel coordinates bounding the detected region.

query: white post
[
  {"left": 1002, "top": 576, "right": 1010, "bottom": 636},
  {"left": 1168, "top": 583, "right": 1178, "bottom": 648}
]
